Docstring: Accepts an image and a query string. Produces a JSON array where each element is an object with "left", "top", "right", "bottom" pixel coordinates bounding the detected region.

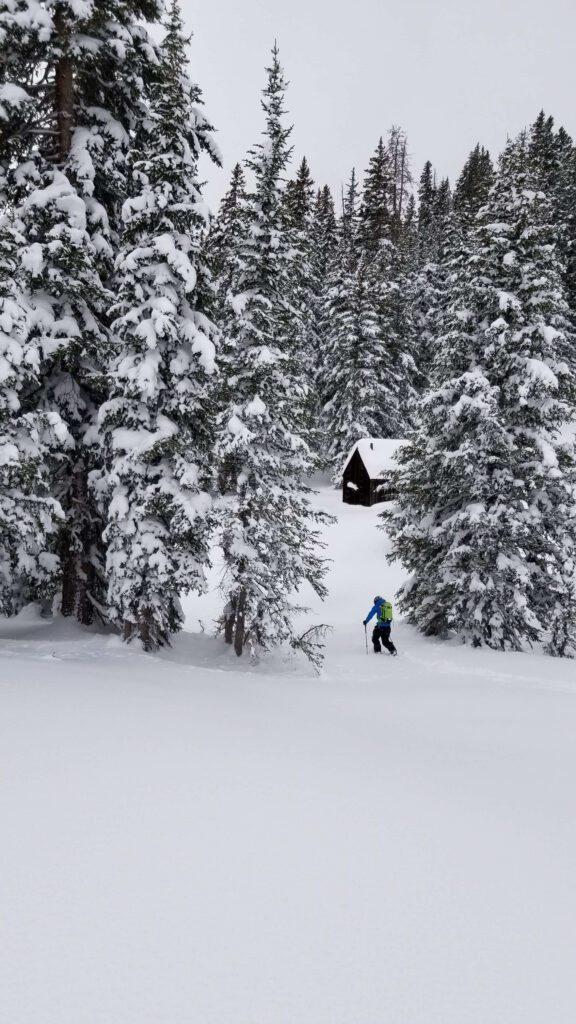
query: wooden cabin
[{"left": 342, "top": 439, "right": 405, "bottom": 507}]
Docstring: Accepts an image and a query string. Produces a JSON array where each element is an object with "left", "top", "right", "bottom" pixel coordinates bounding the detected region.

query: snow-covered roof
[{"left": 342, "top": 438, "right": 406, "bottom": 479}]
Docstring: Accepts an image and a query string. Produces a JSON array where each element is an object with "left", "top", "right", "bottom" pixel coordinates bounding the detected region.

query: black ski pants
[{"left": 372, "top": 624, "right": 396, "bottom": 654}]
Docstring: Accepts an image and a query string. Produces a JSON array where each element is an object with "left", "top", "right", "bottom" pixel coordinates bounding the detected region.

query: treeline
[
  {"left": 209, "top": 88, "right": 576, "bottom": 656},
  {"left": 1, "top": 1, "right": 575, "bottom": 662}
]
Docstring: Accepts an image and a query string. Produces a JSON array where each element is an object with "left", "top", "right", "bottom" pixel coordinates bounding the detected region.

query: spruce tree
[
  {"left": 216, "top": 46, "right": 330, "bottom": 667},
  {"left": 411, "top": 165, "right": 457, "bottom": 386},
  {"left": 359, "top": 137, "right": 392, "bottom": 253},
  {"left": 321, "top": 170, "right": 391, "bottom": 471},
  {"left": 529, "top": 113, "right": 576, "bottom": 325},
  {"left": 309, "top": 184, "right": 338, "bottom": 397},
  {"left": 282, "top": 156, "right": 319, "bottom": 415},
  {"left": 284, "top": 155, "right": 315, "bottom": 230},
  {"left": 361, "top": 138, "right": 419, "bottom": 429},
  {"left": 17, "top": 161, "right": 112, "bottom": 622},
  {"left": 321, "top": 258, "right": 389, "bottom": 472},
  {"left": 453, "top": 143, "right": 494, "bottom": 228},
  {"left": 417, "top": 160, "right": 437, "bottom": 243},
  {"left": 0, "top": 192, "right": 61, "bottom": 613},
  {"left": 0, "top": 0, "right": 164, "bottom": 623},
  {"left": 98, "top": 0, "right": 220, "bottom": 650},
  {"left": 205, "top": 162, "right": 248, "bottom": 303},
  {"left": 204, "top": 163, "right": 249, "bottom": 495},
  {"left": 312, "top": 185, "right": 338, "bottom": 273},
  {"left": 552, "top": 126, "right": 576, "bottom": 317},
  {"left": 388, "top": 133, "right": 576, "bottom": 655}
]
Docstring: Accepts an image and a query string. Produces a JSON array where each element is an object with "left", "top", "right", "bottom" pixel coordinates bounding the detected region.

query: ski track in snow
[{"left": 2, "top": 486, "right": 576, "bottom": 1024}]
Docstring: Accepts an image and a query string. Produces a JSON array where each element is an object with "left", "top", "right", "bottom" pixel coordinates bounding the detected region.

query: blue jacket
[{"left": 365, "top": 598, "right": 391, "bottom": 625}]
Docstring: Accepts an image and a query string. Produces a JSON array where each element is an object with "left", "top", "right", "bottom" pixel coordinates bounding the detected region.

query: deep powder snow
[{"left": 2, "top": 487, "right": 576, "bottom": 1024}]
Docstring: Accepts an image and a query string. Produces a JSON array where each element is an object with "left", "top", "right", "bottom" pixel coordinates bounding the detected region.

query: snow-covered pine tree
[
  {"left": 216, "top": 45, "right": 330, "bottom": 667},
  {"left": 282, "top": 156, "right": 320, "bottom": 423},
  {"left": 0, "top": 185, "right": 62, "bottom": 614},
  {"left": 434, "top": 177, "right": 452, "bottom": 223},
  {"left": 358, "top": 137, "right": 391, "bottom": 252},
  {"left": 388, "top": 132, "right": 576, "bottom": 655},
  {"left": 553, "top": 127, "right": 576, "bottom": 321},
  {"left": 339, "top": 166, "right": 361, "bottom": 250},
  {"left": 204, "top": 162, "right": 249, "bottom": 495},
  {"left": 452, "top": 143, "right": 494, "bottom": 228},
  {"left": 0, "top": 0, "right": 164, "bottom": 623},
  {"left": 312, "top": 185, "right": 338, "bottom": 282},
  {"left": 529, "top": 112, "right": 576, "bottom": 328},
  {"left": 358, "top": 137, "right": 419, "bottom": 435},
  {"left": 16, "top": 160, "right": 112, "bottom": 622},
  {"left": 205, "top": 162, "right": 248, "bottom": 306},
  {"left": 416, "top": 160, "right": 436, "bottom": 245},
  {"left": 410, "top": 164, "right": 457, "bottom": 386},
  {"left": 408, "top": 160, "right": 440, "bottom": 385},
  {"left": 320, "top": 169, "right": 393, "bottom": 473},
  {"left": 552, "top": 126, "right": 576, "bottom": 320},
  {"left": 98, "top": 0, "right": 220, "bottom": 651},
  {"left": 284, "top": 155, "right": 315, "bottom": 230},
  {"left": 308, "top": 183, "right": 338, "bottom": 400},
  {"left": 403, "top": 193, "right": 416, "bottom": 238},
  {"left": 319, "top": 169, "right": 360, "bottom": 436},
  {"left": 309, "top": 184, "right": 336, "bottom": 317}
]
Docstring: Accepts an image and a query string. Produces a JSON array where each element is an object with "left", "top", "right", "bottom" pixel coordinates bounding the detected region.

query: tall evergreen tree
[
  {"left": 529, "top": 112, "right": 576, "bottom": 325},
  {"left": 552, "top": 126, "right": 576, "bottom": 317},
  {"left": 388, "top": 133, "right": 576, "bottom": 655},
  {"left": 359, "top": 137, "right": 392, "bottom": 253},
  {"left": 216, "top": 46, "right": 330, "bottom": 667},
  {"left": 282, "top": 155, "right": 319, "bottom": 411},
  {"left": 0, "top": 0, "right": 164, "bottom": 623},
  {"left": 98, "top": 0, "right": 220, "bottom": 650},
  {"left": 310, "top": 184, "right": 338, "bottom": 314},
  {"left": 283, "top": 155, "right": 315, "bottom": 230},
  {"left": 453, "top": 143, "right": 494, "bottom": 227},
  {"left": 204, "top": 162, "right": 249, "bottom": 494},
  {"left": 360, "top": 138, "right": 419, "bottom": 426},
  {"left": 417, "top": 160, "right": 437, "bottom": 242},
  {"left": 340, "top": 166, "right": 361, "bottom": 250},
  {"left": 312, "top": 185, "right": 338, "bottom": 265},
  {"left": 205, "top": 162, "right": 247, "bottom": 299},
  {"left": 411, "top": 164, "right": 458, "bottom": 385},
  {"left": 309, "top": 184, "right": 338, "bottom": 396},
  {"left": 0, "top": 190, "right": 62, "bottom": 613},
  {"left": 321, "top": 170, "right": 392, "bottom": 470}
]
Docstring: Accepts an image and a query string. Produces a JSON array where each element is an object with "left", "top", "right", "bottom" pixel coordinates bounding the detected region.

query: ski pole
[{"left": 364, "top": 623, "right": 368, "bottom": 654}]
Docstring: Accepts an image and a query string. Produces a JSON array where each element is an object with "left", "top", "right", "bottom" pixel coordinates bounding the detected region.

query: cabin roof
[{"left": 342, "top": 438, "right": 406, "bottom": 479}]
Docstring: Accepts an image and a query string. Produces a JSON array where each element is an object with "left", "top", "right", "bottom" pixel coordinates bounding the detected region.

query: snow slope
[{"left": 2, "top": 486, "right": 576, "bottom": 1024}]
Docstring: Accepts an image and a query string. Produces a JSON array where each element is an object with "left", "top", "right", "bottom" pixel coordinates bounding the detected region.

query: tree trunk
[
  {"left": 233, "top": 588, "right": 247, "bottom": 657},
  {"left": 123, "top": 610, "right": 159, "bottom": 652},
  {"left": 224, "top": 598, "right": 236, "bottom": 645},
  {"left": 54, "top": 7, "right": 74, "bottom": 164},
  {"left": 59, "top": 461, "right": 96, "bottom": 626},
  {"left": 54, "top": 5, "right": 88, "bottom": 624}
]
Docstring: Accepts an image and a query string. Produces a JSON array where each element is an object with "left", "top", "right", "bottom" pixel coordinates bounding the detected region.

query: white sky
[{"left": 180, "top": 0, "right": 576, "bottom": 211}]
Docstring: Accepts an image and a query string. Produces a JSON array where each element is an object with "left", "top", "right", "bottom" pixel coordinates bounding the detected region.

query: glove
[{"left": 362, "top": 620, "right": 367, "bottom": 626}]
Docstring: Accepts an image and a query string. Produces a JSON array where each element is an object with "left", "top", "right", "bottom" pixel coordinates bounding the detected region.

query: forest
[{"left": 1, "top": 0, "right": 575, "bottom": 661}]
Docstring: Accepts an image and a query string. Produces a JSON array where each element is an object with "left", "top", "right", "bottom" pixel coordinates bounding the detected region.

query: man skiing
[{"left": 363, "top": 596, "right": 398, "bottom": 655}]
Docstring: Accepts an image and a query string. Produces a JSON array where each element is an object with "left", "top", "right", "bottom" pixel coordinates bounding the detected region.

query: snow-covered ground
[{"left": 3, "top": 486, "right": 576, "bottom": 1024}]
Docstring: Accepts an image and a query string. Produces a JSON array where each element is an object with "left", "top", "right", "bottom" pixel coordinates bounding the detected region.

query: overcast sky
[{"left": 180, "top": 0, "right": 576, "bottom": 211}]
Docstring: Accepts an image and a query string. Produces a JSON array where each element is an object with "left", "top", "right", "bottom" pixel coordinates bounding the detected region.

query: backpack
[{"left": 378, "top": 600, "right": 393, "bottom": 624}]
